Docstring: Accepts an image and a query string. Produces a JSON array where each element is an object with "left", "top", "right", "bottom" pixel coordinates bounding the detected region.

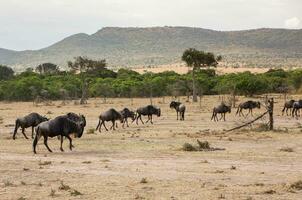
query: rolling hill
[{"left": 1, "top": 26, "right": 302, "bottom": 71}]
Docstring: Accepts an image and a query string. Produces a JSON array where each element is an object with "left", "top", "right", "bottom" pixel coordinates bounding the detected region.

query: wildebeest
[
  {"left": 169, "top": 101, "right": 186, "bottom": 120},
  {"left": 292, "top": 100, "right": 302, "bottom": 117},
  {"left": 136, "top": 105, "right": 161, "bottom": 125},
  {"left": 13, "top": 113, "right": 48, "bottom": 140},
  {"left": 282, "top": 99, "right": 295, "bottom": 116},
  {"left": 236, "top": 101, "right": 261, "bottom": 117},
  {"left": 119, "top": 108, "right": 136, "bottom": 128},
  {"left": 96, "top": 108, "right": 123, "bottom": 132},
  {"left": 211, "top": 103, "right": 231, "bottom": 122},
  {"left": 33, "top": 115, "right": 86, "bottom": 154}
]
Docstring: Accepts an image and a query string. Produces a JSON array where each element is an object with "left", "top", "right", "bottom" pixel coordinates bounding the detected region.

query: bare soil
[{"left": 1, "top": 96, "right": 302, "bottom": 199}]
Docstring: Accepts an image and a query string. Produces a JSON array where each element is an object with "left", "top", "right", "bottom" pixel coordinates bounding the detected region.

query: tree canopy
[{"left": 0, "top": 65, "right": 14, "bottom": 80}]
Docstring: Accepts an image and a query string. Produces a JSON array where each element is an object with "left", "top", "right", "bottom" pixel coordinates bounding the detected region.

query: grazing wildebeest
[
  {"left": 282, "top": 100, "right": 295, "bottom": 116},
  {"left": 169, "top": 101, "right": 186, "bottom": 120},
  {"left": 96, "top": 108, "right": 123, "bottom": 132},
  {"left": 211, "top": 103, "right": 231, "bottom": 122},
  {"left": 236, "top": 101, "right": 261, "bottom": 117},
  {"left": 33, "top": 115, "right": 86, "bottom": 154},
  {"left": 13, "top": 113, "right": 48, "bottom": 140},
  {"left": 292, "top": 100, "right": 302, "bottom": 117},
  {"left": 119, "top": 108, "right": 136, "bottom": 128},
  {"left": 136, "top": 105, "right": 161, "bottom": 125}
]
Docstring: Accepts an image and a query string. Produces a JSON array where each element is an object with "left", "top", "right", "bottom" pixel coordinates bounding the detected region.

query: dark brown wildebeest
[
  {"left": 136, "top": 105, "right": 161, "bottom": 125},
  {"left": 96, "top": 108, "right": 123, "bottom": 132},
  {"left": 211, "top": 103, "right": 231, "bottom": 122},
  {"left": 33, "top": 115, "right": 86, "bottom": 154},
  {"left": 282, "top": 100, "right": 295, "bottom": 116},
  {"left": 236, "top": 101, "right": 261, "bottom": 117},
  {"left": 119, "top": 108, "right": 136, "bottom": 128},
  {"left": 292, "top": 100, "right": 302, "bottom": 117},
  {"left": 169, "top": 101, "right": 186, "bottom": 120},
  {"left": 13, "top": 113, "right": 48, "bottom": 140}
]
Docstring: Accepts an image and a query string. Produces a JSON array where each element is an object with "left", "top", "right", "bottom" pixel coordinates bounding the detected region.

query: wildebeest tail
[
  {"left": 33, "top": 126, "right": 40, "bottom": 154},
  {"left": 282, "top": 105, "right": 286, "bottom": 114},
  {"left": 12, "top": 119, "right": 19, "bottom": 140}
]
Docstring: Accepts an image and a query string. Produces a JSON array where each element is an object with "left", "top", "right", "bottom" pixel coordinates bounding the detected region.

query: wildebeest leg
[
  {"left": 250, "top": 109, "right": 254, "bottom": 117},
  {"left": 21, "top": 127, "right": 29, "bottom": 140},
  {"left": 111, "top": 120, "right": 116, "bottom": 130},
  {"left": 139, "top": 115, "right": 144, "bottom": 124},
  {"left": 224, "top": 113, "right": 226, "bottom": 121},
  {"left": 33, "top": 129, "right": 41, "bottom": 154},
  {"left": 13, "top": 121, "right": 20, "bottom": 140},
  {"left": 176, "top": 111, "right": 178, "bottom": 120},
  {"left": 126, "top": 119, "right": 129, "bottom": 127},
  {"left": 182, "top": 111, "right": 185, "bottom": 120},
  {"left": 150, "top": 115, "right": 153, "bottom": 124},
  {"left": 66, "top": 135, "right": 73, "bottom": 151},
  {"left": 102, "top": 121, "right": 108, "bottom": 131},
  {"left": 60, "top": 136, "right": 64, "bottom": 152},
  {"left": 145, "top": 115, "right": 150, "bottom": 123},
  {"left": 211, "top": 111, "right": 215, "bottom": 121},
  {"left": 96, "top": 119, "right": 101, "bottom": 131},
  {"left": 43, "top": 136, "right": 52, "bottom": 153},
  {"left": 219, "top": 113, "right": 224, "bottom": 120},
  {"left": 292, "top": 108, "right": 296, "bottom": 117},
  {"left": 31, "top": 126, "right": 35, "bottom": 139}
]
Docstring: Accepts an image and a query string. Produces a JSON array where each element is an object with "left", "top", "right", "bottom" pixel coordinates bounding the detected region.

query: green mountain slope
[{"left": 1, "top": 27, "right": 301, "bottom": 71}]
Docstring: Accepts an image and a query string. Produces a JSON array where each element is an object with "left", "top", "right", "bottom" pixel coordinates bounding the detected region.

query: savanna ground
[
  {"left": 1, "top": 95, "right": 302, "bottom": 199},
  {"left": 131, "top": 63, "right": 275, "bottom": 75}
]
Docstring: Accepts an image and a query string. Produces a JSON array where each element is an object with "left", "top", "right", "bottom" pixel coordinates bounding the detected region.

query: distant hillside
[{"left": 1, "top": 27, "right": 302, "bottom": 71}]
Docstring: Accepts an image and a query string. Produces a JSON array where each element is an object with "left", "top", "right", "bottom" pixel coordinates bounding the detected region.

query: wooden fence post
[{"left": 268, "top": 98, "right": 274, "bottom": 130}]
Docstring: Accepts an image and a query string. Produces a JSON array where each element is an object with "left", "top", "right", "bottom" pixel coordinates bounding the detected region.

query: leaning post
[{"left": 268, "top": 98, "right": 274, "bottom": 130}]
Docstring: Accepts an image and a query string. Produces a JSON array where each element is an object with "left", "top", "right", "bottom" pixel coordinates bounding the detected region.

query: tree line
[{"left": 0, "top": 51, "right": 301, "bottom": 102}]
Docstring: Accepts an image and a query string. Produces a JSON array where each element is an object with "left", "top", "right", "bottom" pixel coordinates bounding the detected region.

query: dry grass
[
  {"left": 280, "top": 147, "right": 294, "bottom": 152},
  {"left": 290, "top": 181, "right": 302, "bottom": 190},
  {"left": 140, "top": 178, "right": 148, "bottom": 184},
  {"left": 38, "top": 161, "right": 52, "bottom": 166},
  {"left": 49, "top": 189, "right": 56, "bottom": 197},
  {"left": 59, "top": 181, "right": 70, "bottom": 191},
  {"left": 1, "top": 96, "right": 302, "bottom": 199},
  {"left": 86, "top": 128, "right": 96, "bottom": 134},
  {"left": 70, "top": 189, "right": 83, "bottom": 196}
]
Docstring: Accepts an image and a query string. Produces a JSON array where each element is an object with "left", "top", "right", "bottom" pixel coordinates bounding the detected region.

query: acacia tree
[
  {"left": 182, "top": 48, "right": 221, "bottom": 102},
  {"left": 35, "top": 63, "right": 60, "bottom": 75},
  {"left": 67, "top": 56, "right": 107, "bottom": 104}
]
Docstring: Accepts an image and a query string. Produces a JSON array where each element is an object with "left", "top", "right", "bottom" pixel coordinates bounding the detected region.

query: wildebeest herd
[{"left": 11, "top": 99, "right": 301, "bottom": 154}]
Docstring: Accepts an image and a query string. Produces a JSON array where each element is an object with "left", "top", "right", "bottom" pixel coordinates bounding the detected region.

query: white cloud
[{"left": 284, "top": 17, "right": 300, "bottom": 28}]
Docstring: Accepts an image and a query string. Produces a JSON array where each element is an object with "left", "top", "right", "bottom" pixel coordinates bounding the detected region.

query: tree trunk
[
  {"left": 150, "top": 88, "right": 153, "bottom": 105},
  {"left": 80, "top": 81, "right": 88, "bottom": 104},
  {"left": 192, "top": 69, "right": 197, "bottom": 102}
]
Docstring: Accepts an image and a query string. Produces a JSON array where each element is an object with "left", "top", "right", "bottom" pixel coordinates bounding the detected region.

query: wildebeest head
[
  {"left": 169, "top": 101, "right": 177, "bottom": 109},
  {"left": 129, "top": 111, "right": 136, "bottom": 121},
  {"left": 256, "top": 101, "right": 261, "bottom": 108},
  {"left": 226, "top": 105, "right": 231, "bottom": 113},
  {"left": 41, "top": 115, "right": 49, "bottom": 122},
  {"left": 77, "top": 115, "right": 86, "bottom": 138}
]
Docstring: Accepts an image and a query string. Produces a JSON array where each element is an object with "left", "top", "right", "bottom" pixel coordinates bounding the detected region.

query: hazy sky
[{"left": 0, "top": 0, "right": 301, "bottom": 50}]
